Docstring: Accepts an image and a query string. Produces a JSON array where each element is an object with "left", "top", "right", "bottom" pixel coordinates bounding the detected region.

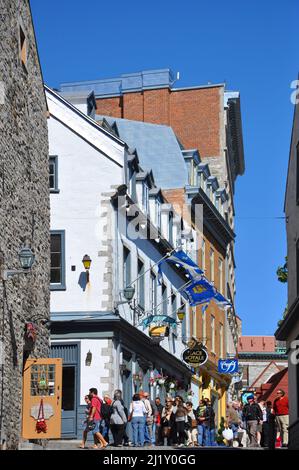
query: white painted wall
[
  {"left": 80, "top": 339, "right": 112, "bottom": 404},
  {"left": 47, "top": 89, "right": 125, "bottom": 313}
]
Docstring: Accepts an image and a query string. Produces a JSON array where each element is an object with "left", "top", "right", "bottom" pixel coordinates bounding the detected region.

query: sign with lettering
[
  {"left": 182, "top": 343, "right": 208, "bottom": 368},
  {"left": 218, "top": 359, "right": 239, "bottom": 374}
]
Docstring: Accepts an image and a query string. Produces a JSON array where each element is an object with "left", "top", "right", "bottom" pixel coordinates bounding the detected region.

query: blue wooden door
[{"left": 51, "top": 343, "right": 79, "bottom": 438}]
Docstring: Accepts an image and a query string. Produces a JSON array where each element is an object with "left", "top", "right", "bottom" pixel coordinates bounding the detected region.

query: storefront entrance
[{"left": 51, "top": 343, "right": 79, "bottom": 438}]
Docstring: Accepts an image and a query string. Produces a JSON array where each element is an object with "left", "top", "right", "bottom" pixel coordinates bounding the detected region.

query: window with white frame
[
  {"left": 162, "top": 282, "right": 168, "bottom": 316},
  {"left": 202, "top": 308, "right": 207, "bottom": 345},
  {"left": 168, "top": 212, "right": 173, "bottom": 245},
  {"left": 137, "top": 258, "right": 145, "bottom": 310},
  {"left": 211, "top": 315, "right": 215, "bottom": 353},
  {"left": 129, "top": 167, "right": 136, "bottom": 200},
  {"left": 156, "top": 199, "right": 161, "bottom": 229},
  {"left": 210, "top": 248, "right": 215, "bottom": 283},
  {"left": 201, "top": 238, "right": 206, "bottom": 271},
  {"left": 171, "top": 291, "right": 177, "bottom": 317},
  {"left": 219, "top": 258, "right": 223, "bottom": 294},
  {"left": 142, "top": 183, "right": 149, "bottom": 213},
  {"left": 219, "top": 323, "right": 224, "bottom": 358},
  {"left": 181, "top": 303, "right": 187, "bottom": 342},
  {"left": 123, "top": 246, "right": 131, "bottom": 288},
  {"left": 150, "top": 271, "right": 157, "bottom": 314},
  {"left": 192, "top": 308, "right": 197, "bottom": 337}
]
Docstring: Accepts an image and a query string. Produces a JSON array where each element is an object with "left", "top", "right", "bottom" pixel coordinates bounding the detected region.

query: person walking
[
  {"left": 185, "top": 401, "right": 198, "bottom": 447},
  {"left": 88, "top": 388, "right": 108, "bottom": 449},
  {"left": 259, "top": 400, "right": 272, "bottom": 448},
  {"left": 226, "top": 402, "right": 240, "bottom": 442},
  {"left": 101, "top": 395, "right": 112, "bottom": 444},
  {"left": 79, "top": 394, "right": 91, "bottom": 449},
  {"left": 202, "top": 398, "right": 216, "bottom": 446},
  {"left": 273, "top": 389, "right": 289, "bottom": 447},
  {"left": 161, "top": 398, "right": 175, "bottom": 446},
  {"left": 173, "top": 396, "right": 187, "bottom": 448},
  {"left": 154, "top": 397, "right": 164, "bottom": 446},
  {"left": 242, "top": 395, "right": 263, "bottom": 448},
  {"left": 129, "top": 393, "right": 147, "bottom": 447},
  {"left": 110, "top": 390, "right": 127, "bottom": 447},
  {"left": 195, "top": 399, "right": 206, "bottom": 446},
  {"left": 142, "top": 392, "right": 154, "bottom": 446}
]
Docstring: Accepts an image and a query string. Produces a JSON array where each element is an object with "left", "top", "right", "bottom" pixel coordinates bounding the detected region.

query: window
[
  {"left": 296, "top": 142, "right": 299, "bottom": 204},
  {"left": 156, "top": 199, "right": 161, "bottom": 229},
  {"left": 192, "top": 308, "right": 197, "bottom": 337},
  {"left": 19, "top": 25, "right": 27, "bottom": 70},
  {"left": 137, "top": 258, "right": 145, "bottom": 310},
  {"left": 181, "top": 303, "right": 187, "bottom": 342},
  {"left": 49, "top": 156, "right": 59, "bottom": 192},
  {"left": 31, "top": 364, "right": 56, "bottom": 396},
  {"left": 123, "top": 246, "right": 131, "bottom": 288},
  {"left": 162, "top": 283, "right": 168, "bottom": 316},
  {"left": 202, "top": 308, "right": 207, "bottom": 346},
  {"left": 211, "top": 315, "right": 215, "bottom": 353},
  {"left": 218, "top": 258, "right": 223, "bottom": 294},
  {"left": 219, "top": 323, "right": 224, "bottom": 358},
  {"left": 168, "top": 212, "right": 173, "bottom": 245},
  {"left": 150, "top": 271, "right": 157, "bottom": 314},
  {"left": 171, "top": 291, "right": 177, "bottom": 317},
  {"left": 142, "top": 183, "right": 149, "bottom": 213},
  {"left": 50, "top": 231, "right": 65, "bottom": 290},
  {"left": 210, "top": 248, "right": 215, "bottom": 283},
  {"left": 201, "top": 239, "right": 206, "bottom": 272},
  {"left": 129, "top": 167, "right": 136, "bottom": 200}
]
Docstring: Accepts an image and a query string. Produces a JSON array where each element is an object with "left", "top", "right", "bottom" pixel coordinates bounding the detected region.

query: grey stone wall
[{"left": 0, "top": 0, "right": 50, "bottom": 449}]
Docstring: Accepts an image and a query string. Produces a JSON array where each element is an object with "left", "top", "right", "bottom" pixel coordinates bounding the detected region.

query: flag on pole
[
  {"left": 183, "top": 278, "right": 216, "bottom": 306},
  {"left": 164, "top": 250, "right": 203, "bottom": 280}
]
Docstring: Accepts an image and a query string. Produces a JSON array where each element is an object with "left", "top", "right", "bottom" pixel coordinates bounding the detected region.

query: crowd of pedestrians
[{"left": 79, "top": 387, "right": 289, "bottom": 449}]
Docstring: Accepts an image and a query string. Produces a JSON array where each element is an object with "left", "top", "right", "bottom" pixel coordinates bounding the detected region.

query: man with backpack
[
  {"left": 242, "top": 395, "right": 263, "bottom": 448},
  {"left": 88, "top": 388, "right": 108, "bottom": 448}
]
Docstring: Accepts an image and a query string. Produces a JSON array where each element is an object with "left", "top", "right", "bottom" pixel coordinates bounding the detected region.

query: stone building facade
[{"left": 0, "top": 0, "right": 50, "bottom": 449}]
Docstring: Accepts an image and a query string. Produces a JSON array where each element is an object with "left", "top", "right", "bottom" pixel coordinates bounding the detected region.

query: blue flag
[
  {"left": 164, "top": 250, "right": 203, "bottom": 280},
  {"left": 183, "top": 278, "right": 216, "bottom": 306}
]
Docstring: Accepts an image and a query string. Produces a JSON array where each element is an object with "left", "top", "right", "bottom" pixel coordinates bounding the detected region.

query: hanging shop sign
[
  {"left": 218, "top": 359, "right": 239, "bottom": 374},
  {"left": 182, "top": 341, "right": 208, "bottom": 368}
]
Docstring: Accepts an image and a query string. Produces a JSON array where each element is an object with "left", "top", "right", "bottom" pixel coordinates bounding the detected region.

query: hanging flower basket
[{"left": 149, "top": 377, "right": 156, "bottom": 387}]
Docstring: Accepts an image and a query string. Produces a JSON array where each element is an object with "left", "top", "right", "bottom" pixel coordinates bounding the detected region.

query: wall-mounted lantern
[
  {"left": 114, "top": 285, "right": 135, "bottom": 308},
  {"left": 176, "top": 307, "right": 186, "bottom": 323},
  {"left": 1, "top": 247, "right": 35, "bottom": 281},
  {"left": 85, "top": 350, "right": 92, "bottom": 366},
  {"left": 82, "top": 254, "right": 92, "bottom": 283}
]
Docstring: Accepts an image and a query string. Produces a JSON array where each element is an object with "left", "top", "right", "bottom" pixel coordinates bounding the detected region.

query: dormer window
[
  {"left": 142, "top": 183, "right": 149, "bottom": 213},
  {"left": 128, "top": 167, "right": 136, "bottom": 201},
  {"left": 156, "top": 199, "right": 161, "bottom": 229},
  {"left": 168, "top": 212, "right": 173, "bottom": 245}
]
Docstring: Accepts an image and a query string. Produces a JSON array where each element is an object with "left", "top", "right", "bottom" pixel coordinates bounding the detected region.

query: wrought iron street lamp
[{"left": 1, "top": 247, "right": 35, "bottom": 281}]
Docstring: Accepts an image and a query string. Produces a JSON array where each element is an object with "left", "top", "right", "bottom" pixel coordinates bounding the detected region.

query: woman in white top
[{"left": 129, "top": 393, "right": 147, "bottom": 447}]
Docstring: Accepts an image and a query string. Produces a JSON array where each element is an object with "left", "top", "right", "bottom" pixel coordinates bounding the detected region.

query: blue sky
[{"left": 30, "top": 0, "right": 298, "bottom": 335}]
